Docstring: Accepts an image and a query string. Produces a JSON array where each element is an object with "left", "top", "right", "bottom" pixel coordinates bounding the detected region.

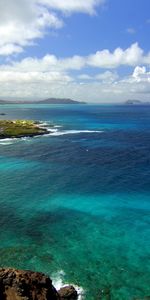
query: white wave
[
  {"left": 52, "top": 270, "right": 85, "bottom": 300},
  {"left": 52, "top": 270, "right": 65, "bottom": 290},
  {"left": 54, "top": 125, "right": 62, "bottom": 128},
  {"left": 0, "top": 138, "right": 18, "bottom": 145},
  {"left": 0, "top": 135, "right": 36, "bottom": 144},
  {"left": 39, "top": 122, "right": 49, "bottom": 126},
  {"left": 49, "top": 129, "right": 103, "bottom": 136},
  {"left": 48, "top": 128, "right": 59, "bottom": 133},
  {"left": 38, "top": 121, "right": 60, "bottom": 133},
  {"left": 39, "top": 121, "right": 62, "bottom": 128}
]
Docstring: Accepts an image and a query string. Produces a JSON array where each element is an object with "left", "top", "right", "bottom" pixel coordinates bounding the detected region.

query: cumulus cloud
[
  {"left": 95, "top": 71, "right": 118, "bottom": 82},
  {"left": 1, "top": 43, "right": 149, "bottom": 72},
  {"left": 105, "top": 66, "right": 150, "bottom": 99},
  {"left": 0, "top": 44, "right": 23, "bottom": 56},
  {"left": 131, "top": 66, "right": 150, "bottom": 83},
  {"left": 37, "top": 0, "right": 105, "bottom": 15},
  {"left": 0, "top": 0, "right": 63, "bottom": 56},
  {"left": 0, "top": 43, "right": 150, "bottom": 102},
  {"left": 117, "top": 66, "right": 150, "bottom": 86},
  {"left": 78, "top": 74, "right": 92, "bottom": 80},
  {"left": 87, "top": 43, "right": 146, "bottom": 68},
  {"left": 0, "top": 71, "right": 72, "bottom": 83},
  {"left": 0, "top": 51, "right": 150, "bottom": 102},
  {"left": 132, "top": 66, "right": 147, "bottom": 81},
  {"left": 0, "top": 0, "right": 105, "bottom": 56},
  {"left": 78, "top": 71, "right": 118, "bottom": 83}
]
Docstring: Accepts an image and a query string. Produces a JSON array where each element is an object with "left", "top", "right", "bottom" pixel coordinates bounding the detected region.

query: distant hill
[
  {"left": 37, "top": 98, "right": 86, "bottom": 104},
  {"left": 0, "top": 98, "right": 86, "bottom": 104}
]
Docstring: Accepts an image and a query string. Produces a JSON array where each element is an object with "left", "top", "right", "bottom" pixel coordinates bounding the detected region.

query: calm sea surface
[{"left": 0, "top": 104, "right": 150, "bottom": 299}]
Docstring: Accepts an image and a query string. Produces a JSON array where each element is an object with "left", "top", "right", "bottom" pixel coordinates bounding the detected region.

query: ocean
[{"left": 0, "top": 104, "right": 150, "bottom": 299}]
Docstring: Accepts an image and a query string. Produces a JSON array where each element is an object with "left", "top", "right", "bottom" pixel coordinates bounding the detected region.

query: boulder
[{"left": 58, "top": 285, "right": 78, "bottom": 299}]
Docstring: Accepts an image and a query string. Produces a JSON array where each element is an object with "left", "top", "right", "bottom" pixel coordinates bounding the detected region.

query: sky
[{"left": 0, "top": 0, "right": 150, "bottom": 103}]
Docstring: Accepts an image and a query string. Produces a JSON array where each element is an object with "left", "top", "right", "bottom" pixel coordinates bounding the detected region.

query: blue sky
[{"left": 0, "top": 0, "right": 150, "bottom": 102}]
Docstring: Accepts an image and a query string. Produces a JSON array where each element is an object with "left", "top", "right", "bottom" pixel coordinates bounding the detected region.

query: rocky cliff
[{"left": 0, "top": 268, "right": 78, "bottom": 300}]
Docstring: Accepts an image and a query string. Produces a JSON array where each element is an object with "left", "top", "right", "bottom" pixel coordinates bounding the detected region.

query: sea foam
[
  {"left": 51, "top": 270, "right": 85, "bottom": 300},
  {"left": 0, "top": 138, "right": 18, "bottom": 145},
  {"left": 48, "top": 129, "right": 103, "bottom": 136}
]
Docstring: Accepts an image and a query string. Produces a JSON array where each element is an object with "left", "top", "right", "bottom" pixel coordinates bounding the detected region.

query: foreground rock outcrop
[{"left": 0, "top": 268, "right": 78, "bottom": 300}]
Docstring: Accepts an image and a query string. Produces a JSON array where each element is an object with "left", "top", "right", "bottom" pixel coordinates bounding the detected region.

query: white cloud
[
  {"left": 37, "top": 0, "right": 105, "bottom": 15},
  {"left": 0, "top": 0, "right": 105, "bottom": 56},
  {"left": 117, "top": 66, "right": 150, "bottom": 85},
  {"left": 95, "top": 71, "right": 118, "bottom": 82},
  {"left": 126, "top": 28, "right": 136, "bottom": 34},
  {"left": 1, "top": 43, "right": 150, "bottom": 73},
  {"left": 87, "top": 43, "right": 145, "bottom": 68},
  {"left": 0, "top": 54, "right": 85, "bottom": 73},
  {"left": 0, "top": 53, "right": 150, "bottom": 102},
  {"left": 132, "top": 66, "right": 147, "bottom": 81},
  {"left": 0, "top": 44, "right": 23, "bottom": 56},
  {"left": 0, "top": 71, "right": 72, "bottom": 83},
  {"left": 0, "top": 3, "right": 63, "bottom": 55},
  {"left": 131, "top": 66, "right": 150, "bottom": 83},
  {"left": 78, "top": 71, "right": 118, "bottom": 83},
  {"left": 0, "top": 44, "right": 150, "bottom": 102},
  {"left": 1, "top": 73, "right": 150, "bottom": 103},
  {"left": 78, "top": 74, "right": 92, "bottom": 80}
]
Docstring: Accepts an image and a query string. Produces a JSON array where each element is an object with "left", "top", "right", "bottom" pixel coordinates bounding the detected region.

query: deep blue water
[{"left": 0, "top": 104, "right": 150, "bottom": 299}]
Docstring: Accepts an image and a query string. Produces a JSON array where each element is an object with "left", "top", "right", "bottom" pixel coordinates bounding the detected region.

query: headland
[{"left": 0, "top": 120, "right": 49, "bottom": 139}]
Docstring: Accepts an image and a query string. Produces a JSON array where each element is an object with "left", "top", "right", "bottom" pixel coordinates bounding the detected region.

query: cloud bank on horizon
[{"left": 0, "top": 0, "right": 150, "bottom": 102}]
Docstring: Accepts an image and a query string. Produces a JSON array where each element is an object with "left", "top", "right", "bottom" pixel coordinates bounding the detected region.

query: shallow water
[{"left": 0, "top": 104, "right": 150, "bottom": 299}]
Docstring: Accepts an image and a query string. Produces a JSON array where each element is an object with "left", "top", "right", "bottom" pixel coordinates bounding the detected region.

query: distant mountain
[
  {"left": 37, "top": 98, "right": 86, "bottom": 104},
  {"left": 0, "top": 98, "right": 86, "bottom": 104}
]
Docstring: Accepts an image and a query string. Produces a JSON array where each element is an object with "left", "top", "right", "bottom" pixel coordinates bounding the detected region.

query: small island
[
  {"left": 0, "top": 120, "right": 48, "bottom": 139},
  {"left": 125, "top": 100, "right": 150, "bottom": 105}
]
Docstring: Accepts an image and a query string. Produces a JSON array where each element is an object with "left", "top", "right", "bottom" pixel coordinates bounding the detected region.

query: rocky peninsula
[
  {"left": 0, "top": 268, "right": 78, "bottom": 300},
  {"left": 0, "top": 120, "right": 49, "bottom": 139}
]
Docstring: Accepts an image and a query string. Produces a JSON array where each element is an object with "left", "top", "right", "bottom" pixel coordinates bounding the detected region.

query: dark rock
[
  {"left": 58, "top": 285, "right": 78, "bottom": 299},
  {"left": 0, "top": 268, "right": 59, "bottom": 299}
]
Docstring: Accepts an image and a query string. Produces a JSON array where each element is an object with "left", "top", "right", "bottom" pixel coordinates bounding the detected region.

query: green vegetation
[{"left": 0, "top": 120, "right": 48, "bottom": 138}]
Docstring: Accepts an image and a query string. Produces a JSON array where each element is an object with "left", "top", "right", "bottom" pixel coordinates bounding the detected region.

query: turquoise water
[{"left": 0, "top": 104, "right": 150, "bottom": 299}]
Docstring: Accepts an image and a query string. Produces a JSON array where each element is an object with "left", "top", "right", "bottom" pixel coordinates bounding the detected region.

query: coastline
[{"left": 0, "top": 120, "right": 49, "bottom": 139}]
